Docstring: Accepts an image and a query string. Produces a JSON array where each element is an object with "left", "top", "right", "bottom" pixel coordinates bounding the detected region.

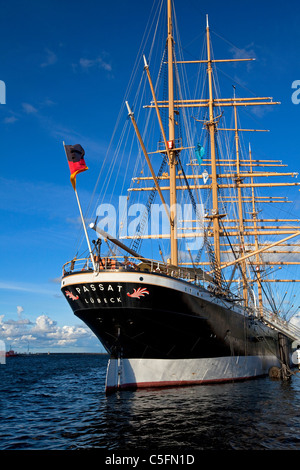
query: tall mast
[
  {"left": 249, "top": 144, "right": 263, "bottom": 315},
  {"left": 233, "top": 90, "right": 248, "bottom": 305},
  {"left": 167, "top": 0, "right": 178, "bottom": 266},
  {"left": 206, "top": 16, "right": 222, "bottom": 284}
]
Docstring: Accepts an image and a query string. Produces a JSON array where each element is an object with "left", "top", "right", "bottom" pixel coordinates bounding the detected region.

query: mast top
[{"left": 206, "top": 14, "right": 209, "bottom": 29}]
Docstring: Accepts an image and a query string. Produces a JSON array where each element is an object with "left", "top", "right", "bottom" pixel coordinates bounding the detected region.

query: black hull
[{"left": 61, "top": 271, "right": 287, "bottom": 362}]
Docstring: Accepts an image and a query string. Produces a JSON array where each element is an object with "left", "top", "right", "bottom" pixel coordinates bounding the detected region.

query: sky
[{"left": 0, "top": 0, "right": 300, "bottom": 353}]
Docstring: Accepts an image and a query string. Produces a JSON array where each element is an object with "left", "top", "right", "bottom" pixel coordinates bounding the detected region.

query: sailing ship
[{"left": 61, "top": 0, "right": 300, "bottom": 393}]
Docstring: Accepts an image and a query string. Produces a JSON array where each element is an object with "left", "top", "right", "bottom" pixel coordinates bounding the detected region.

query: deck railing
[
  {"left": 62, "top": 256, "right": 206, "bottom": 285},
  {"left": 259, "top": 306, "right": 300, "bottom": 343}
]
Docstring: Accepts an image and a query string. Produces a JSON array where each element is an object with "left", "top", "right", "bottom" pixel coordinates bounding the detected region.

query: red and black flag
[{"left": 65, "top": 144, "right": 88, "bottom": 190}]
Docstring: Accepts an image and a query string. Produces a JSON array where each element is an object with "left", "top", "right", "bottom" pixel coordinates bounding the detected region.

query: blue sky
[{"left": 0, "top": 0, "right": 300, "bottom": 353}]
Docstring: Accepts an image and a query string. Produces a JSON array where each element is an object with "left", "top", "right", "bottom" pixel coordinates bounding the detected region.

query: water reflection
[{"left": 99, "top": 378, "right": 300, "bottom": 450}]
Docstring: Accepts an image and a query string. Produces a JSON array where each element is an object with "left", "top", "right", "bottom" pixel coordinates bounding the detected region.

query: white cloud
[
  {"left": 229, "top": 42, "right": 257, "bottom": 73},
  {"left": 41, "top": 98, "right": 56, "bottom": 107},
  {"left": 229, "top": 42, "right": 257, "bottom": 61},
  {"left": 0, "top": 312, "right": 97, "bottom": 351},
  {"left": 17, "top": 306, "right": 24, "bottom": 316},
  {"left": 22, "top": 102, "right": 38, "bottom": 114},
  {"left": 40, "top": 48, "right": 57, "bottom": 68},
  {"left": 291, "top": 314, "right": 300, "bottom": 329},
  {"left": 3, "top": 116, "right": 18, "bottom": 124},
  {"left": 79, "top": 55, "right": 112, "bottom": 72}
]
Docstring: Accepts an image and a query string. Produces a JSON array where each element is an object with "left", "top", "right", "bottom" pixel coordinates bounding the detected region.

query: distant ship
[
  {"left": 6, "top": 350, "right": 18, "bottom": 357},
  {"left": 61, "top": 0, "right": 300, "bottom": 393}
]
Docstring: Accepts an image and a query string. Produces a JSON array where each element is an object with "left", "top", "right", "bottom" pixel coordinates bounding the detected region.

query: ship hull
[
  {"left": 105, "top": 356, "right": 280, "bottom": 392},
  {"left": 61, "top": 270, "right": 290, "bottom": 392}
]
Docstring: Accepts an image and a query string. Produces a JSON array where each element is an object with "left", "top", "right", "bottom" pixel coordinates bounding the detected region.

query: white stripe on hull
[{"left": 105, "top": 356, "right": 280, "bottom": 392}]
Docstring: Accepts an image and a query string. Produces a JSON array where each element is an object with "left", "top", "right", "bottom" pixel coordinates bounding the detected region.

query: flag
[
  {"left": 65, "top": 144, "right": 88, "bottom": 190},
  {"left": 195, "top": 143, "right": 205, "bottom": 165},
  {"left": 202, "top": 169, "right": 209, "bottom": 184}
]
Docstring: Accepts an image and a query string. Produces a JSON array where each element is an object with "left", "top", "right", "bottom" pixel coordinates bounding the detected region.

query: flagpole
[{"left": 63, "top": 141, "right": 96, "bottom": 271}]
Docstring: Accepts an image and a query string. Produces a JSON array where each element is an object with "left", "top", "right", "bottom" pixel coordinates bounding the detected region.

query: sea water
[{"left": 1, "top": 354, "right": 300, "bottom": 451}]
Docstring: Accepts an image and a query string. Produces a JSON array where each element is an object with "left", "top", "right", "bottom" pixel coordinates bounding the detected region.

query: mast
[
  {"left": 233, "top": 90, "right": 248, "bottom": 305},
  {"left": 205, "top": 16, "right": 222, "bottom": 284},
  {"left": 167, "top": 0, "right": 178, "bottom": 266},
  {"left": 127, "top": 9, "right": 300, "bottom": 307},
  {"left": 249, "top": 144, "right": 263, "bottom": 315}
]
